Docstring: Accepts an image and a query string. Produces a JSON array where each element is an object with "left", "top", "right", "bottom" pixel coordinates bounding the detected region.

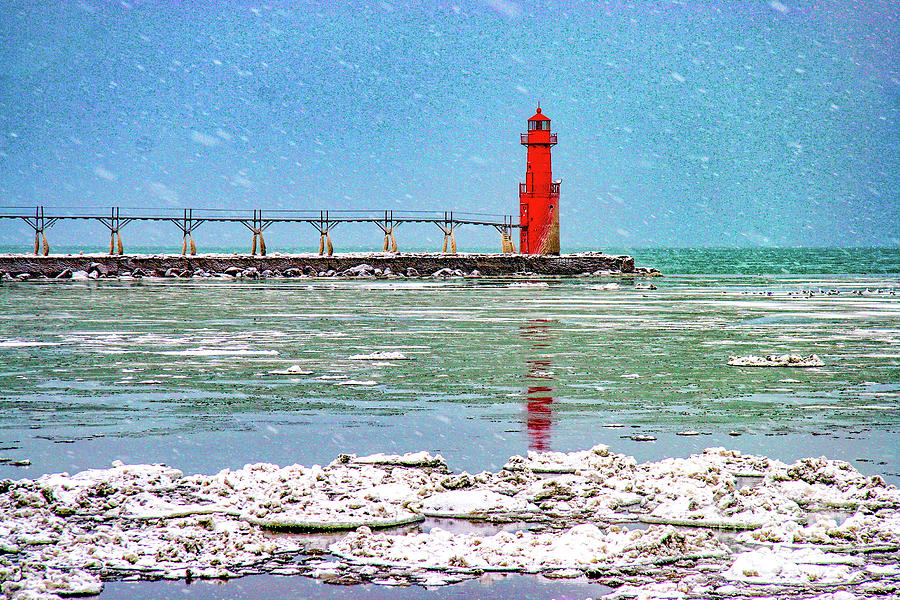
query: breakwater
[{"left": 0, "top": 252, "right": 653, "bottom": 279}]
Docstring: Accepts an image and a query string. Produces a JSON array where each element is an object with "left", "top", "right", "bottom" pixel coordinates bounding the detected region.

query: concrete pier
[{"left": 0, "top": 252, "right": 655, "bottom": 279}]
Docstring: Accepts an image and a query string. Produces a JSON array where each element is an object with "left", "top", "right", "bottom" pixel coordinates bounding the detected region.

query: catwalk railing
[{"left": 0, "top": 207, "right": 521, "bottom": 256}]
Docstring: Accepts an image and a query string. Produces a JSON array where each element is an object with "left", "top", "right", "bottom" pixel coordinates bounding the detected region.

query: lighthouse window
[{"left": 528, "top": 120, "right": 550, "bottom": 130}]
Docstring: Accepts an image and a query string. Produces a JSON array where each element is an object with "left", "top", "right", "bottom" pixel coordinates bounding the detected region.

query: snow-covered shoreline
[{"left": 1, "top": 445, "right": 898, "bottom": 599}]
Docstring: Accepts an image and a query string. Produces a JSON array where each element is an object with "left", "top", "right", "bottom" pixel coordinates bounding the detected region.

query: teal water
[
  {"left": 611, "top": 247, "right": 900, "bottom": 275},
  {"left": 2, "top": 246, "right": 899, "bottom": 275}
]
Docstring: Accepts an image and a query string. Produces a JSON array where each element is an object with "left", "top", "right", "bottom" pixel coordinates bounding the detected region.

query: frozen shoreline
[{"left": 2, "top": 445, "right": 899, "bottom": 599}]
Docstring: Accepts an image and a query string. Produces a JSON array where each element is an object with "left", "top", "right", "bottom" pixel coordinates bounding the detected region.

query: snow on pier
[{"left": 0, "top": 252, "right": 648, "bottom": 279}]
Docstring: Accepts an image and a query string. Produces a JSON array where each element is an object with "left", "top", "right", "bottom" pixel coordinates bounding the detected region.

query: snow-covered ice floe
[
  {"left": 723, "top": 546, "right": 863, "bottom": 585},
  {"left": 728, "top": 353, "right": 824, "bottom": 367},
  {"left": 267, "top": 364, "right": 312, "bottom": 375},
  {"left": 1, "top": 447, "right": 899, "bottom": 599},
  {"left": 331, "top": 522, "right": 725, "bottom": 571},
  {"left": 418, "top": 489, "right": 540, "bottom": 519}
]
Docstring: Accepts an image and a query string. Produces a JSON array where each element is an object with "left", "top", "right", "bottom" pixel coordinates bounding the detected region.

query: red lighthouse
[{"left": 519, "top": 106, "right": 560, "bottom": 255}]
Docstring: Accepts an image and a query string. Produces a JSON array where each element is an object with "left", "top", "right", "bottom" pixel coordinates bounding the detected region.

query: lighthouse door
[{"left": 520, "top": 203, "right": 529, "bottom": 252}]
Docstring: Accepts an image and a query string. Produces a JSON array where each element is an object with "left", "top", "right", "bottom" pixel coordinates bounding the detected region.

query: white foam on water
[
  {"left": 336, "top": 379, "right": 378, "bottom": 386},
  {"left": 348, "top": 351, "right": 409, "bottom": 360},
  {"left": 0, "top": 340, "right": 61, "bottom": 347},
  {"left": 157, "top": 348, "right": 279, "bottom": 356},
  {"left": 507, "top": 282, "right": 550, "bottom": 288}
]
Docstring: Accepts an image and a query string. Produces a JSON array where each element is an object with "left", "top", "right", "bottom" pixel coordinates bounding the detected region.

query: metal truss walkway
[{"left": 0, "top": 206, "right": 520, "bottom": 256}]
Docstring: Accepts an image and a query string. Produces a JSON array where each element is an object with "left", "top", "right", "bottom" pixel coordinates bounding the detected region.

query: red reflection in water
[{"left": 521, "top": 320, "right": 555, "bottom": 451}]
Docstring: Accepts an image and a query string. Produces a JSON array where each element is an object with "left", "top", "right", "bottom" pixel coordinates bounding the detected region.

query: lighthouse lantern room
[{"left": 519, "top": 106, "right": 560, "bottom": 255}]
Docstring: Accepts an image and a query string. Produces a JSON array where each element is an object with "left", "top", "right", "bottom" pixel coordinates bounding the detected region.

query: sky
[{"left": 0, "top": 0, "right": 897, "bottom": 249}]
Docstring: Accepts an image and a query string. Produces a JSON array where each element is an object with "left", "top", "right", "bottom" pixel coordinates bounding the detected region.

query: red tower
[{"left": 519, "top": 106, "right": 560, "bottom": 255}]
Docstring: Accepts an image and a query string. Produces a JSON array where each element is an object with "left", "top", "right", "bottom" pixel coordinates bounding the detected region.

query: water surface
[
  {"left": 2, "top": 248, "right": 898, "bottom": 599},
  {"left": 1, "top": 250, "right": 897, "bottom": 485}
]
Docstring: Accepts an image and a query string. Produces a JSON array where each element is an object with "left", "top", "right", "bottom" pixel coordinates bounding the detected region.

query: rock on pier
[{"left": 0, "top": 252, "right": 656, "bottom": 279}]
